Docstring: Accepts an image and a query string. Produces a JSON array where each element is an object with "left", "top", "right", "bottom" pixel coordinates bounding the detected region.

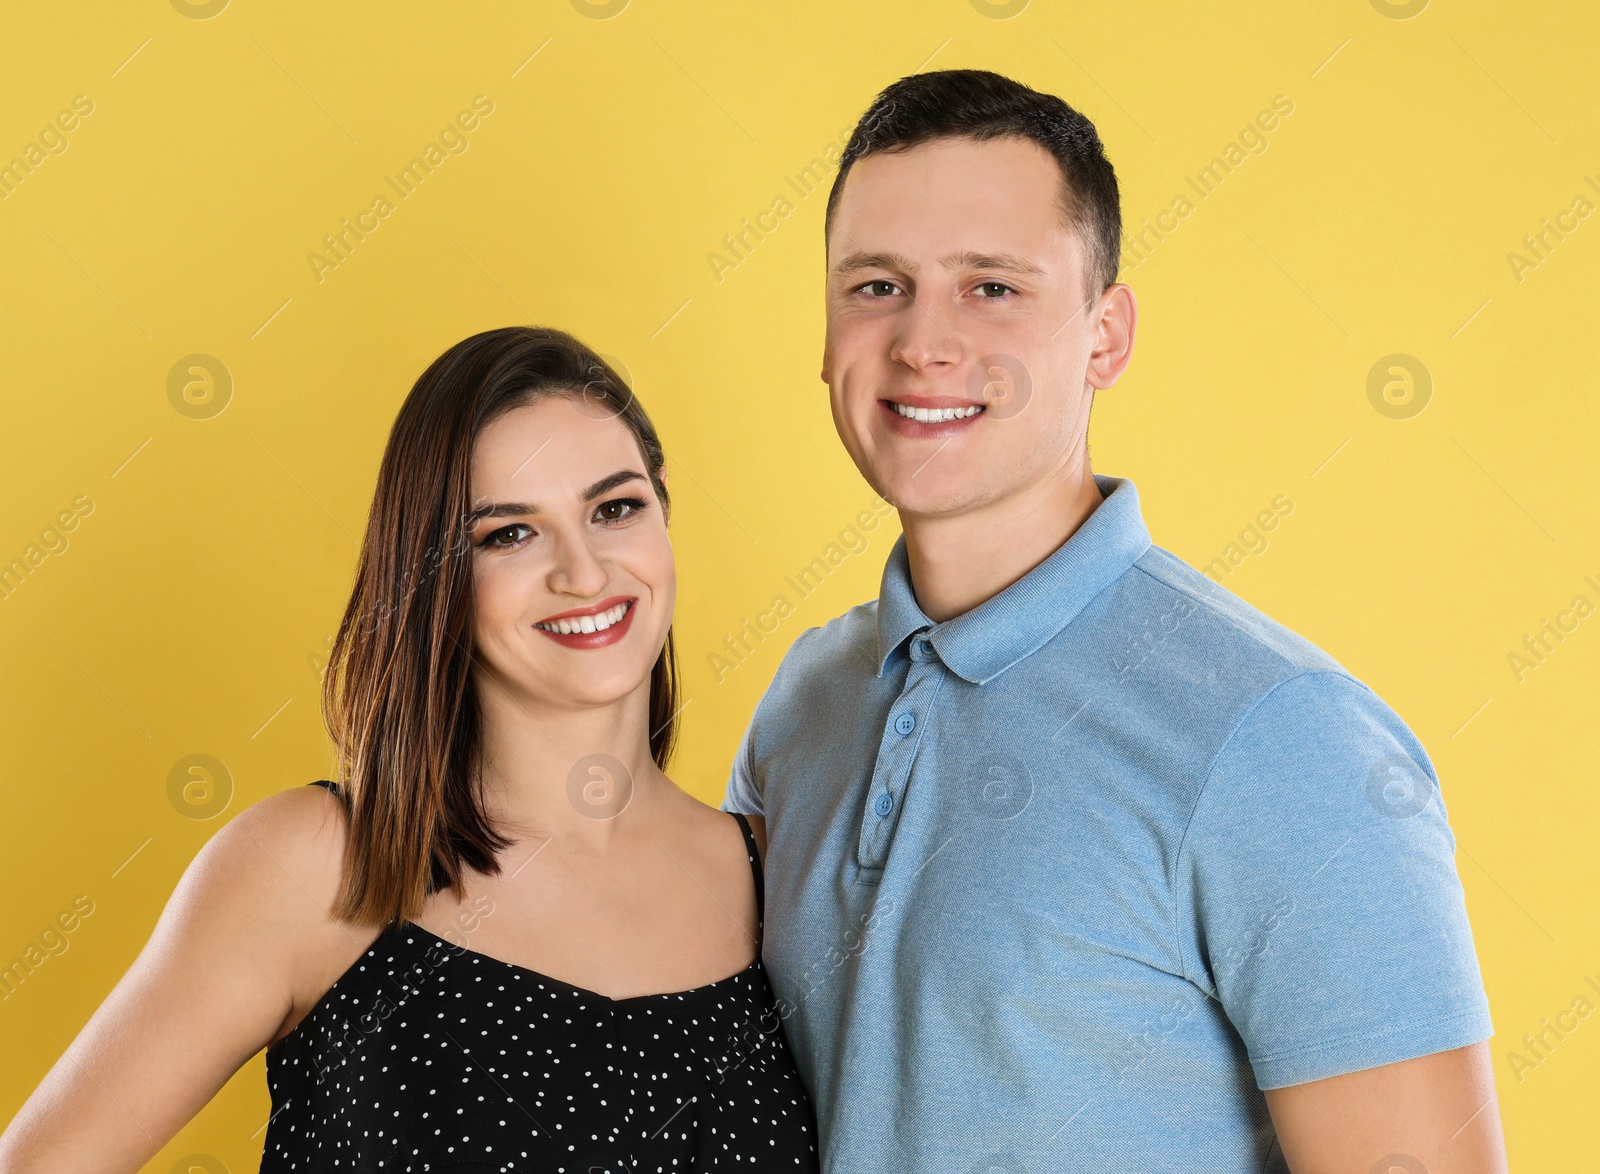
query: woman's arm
[{"left": 0, "top": 785, "right": 358, "bottom": 1172}]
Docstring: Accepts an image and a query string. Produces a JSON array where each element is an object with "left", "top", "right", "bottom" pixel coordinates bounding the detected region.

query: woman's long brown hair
[{"left": 319, "top": 326, "right": 680, "bottom": 928}]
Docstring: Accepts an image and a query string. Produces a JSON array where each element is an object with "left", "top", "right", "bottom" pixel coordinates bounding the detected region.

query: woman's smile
[{"left": 531, "top": 594, "right": 638, "bottom": 648}]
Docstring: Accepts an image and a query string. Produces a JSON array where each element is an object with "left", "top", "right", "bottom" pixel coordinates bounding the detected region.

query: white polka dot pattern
[{"left": 262, "top": 793, "right": 818, "bottom": 1172}]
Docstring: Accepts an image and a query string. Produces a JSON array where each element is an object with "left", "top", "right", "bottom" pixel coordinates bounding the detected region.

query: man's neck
[{"left": 899, "top": 457, "right": 1105, "bottom": 624}]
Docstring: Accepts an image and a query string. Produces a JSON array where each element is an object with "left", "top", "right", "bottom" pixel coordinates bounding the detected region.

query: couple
[{"left": 0, "top": 70, "right": 1504, "bottom": 1173}]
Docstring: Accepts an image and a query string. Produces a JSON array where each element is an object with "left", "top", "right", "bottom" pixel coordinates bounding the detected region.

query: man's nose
[{"left": 888, "top": 297, "right": 964, "bottom": 372}]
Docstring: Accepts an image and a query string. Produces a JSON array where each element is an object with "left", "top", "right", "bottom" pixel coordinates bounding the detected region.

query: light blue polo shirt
[{"left": 723, "top": 473, "right": 1493, "bottom": 1172}]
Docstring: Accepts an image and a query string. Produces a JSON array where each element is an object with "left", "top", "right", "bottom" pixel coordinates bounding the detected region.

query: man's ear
[{"left": 1085, "top": 283, "right": 1137, "bottom": 391}]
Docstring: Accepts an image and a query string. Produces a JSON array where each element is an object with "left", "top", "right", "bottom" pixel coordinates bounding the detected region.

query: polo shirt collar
[{"left": 874, "top": 473, "right": 1152, "bottom": 685}]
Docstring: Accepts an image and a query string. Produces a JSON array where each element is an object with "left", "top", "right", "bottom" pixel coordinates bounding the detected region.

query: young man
[{"left": 724, "top": 70, "right": 1506, "bottom": 1173}]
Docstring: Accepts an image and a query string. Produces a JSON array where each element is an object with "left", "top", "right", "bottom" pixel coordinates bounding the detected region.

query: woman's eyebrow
[
  {"left": 581, "top": 469, "right": 649, "bottom": 501},
  {"left": 467, "top": 470, "right": 648, "bottom": 523}
]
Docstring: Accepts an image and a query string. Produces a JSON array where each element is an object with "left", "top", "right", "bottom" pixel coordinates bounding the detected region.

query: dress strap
[
  {"left": 308, "top": 779, "right": 348, "bottom": 807},
  {"left": 729, "top": 811, "right": 765, "bottom": 930}
]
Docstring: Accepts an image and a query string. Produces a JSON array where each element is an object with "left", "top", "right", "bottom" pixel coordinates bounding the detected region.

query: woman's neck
[{"left": 470, "top": 669, "right": 670, "bottom": 853}]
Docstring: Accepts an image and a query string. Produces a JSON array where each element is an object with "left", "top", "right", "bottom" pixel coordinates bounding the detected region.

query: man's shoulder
[
  {"left": 1127, "top": 545, "right": 1428, "bottom": 773},
  {"left": 1129, "top": 543, "right": 1351, "bottom": 683},
  {"left": 773, "top": 597, "right": 882, "bottom": 672},
  {"left": 746, "top": 598, "right": 882, "bottom": 719}
]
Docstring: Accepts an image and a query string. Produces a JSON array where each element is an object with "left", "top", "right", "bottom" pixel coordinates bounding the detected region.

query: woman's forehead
[{"left": 471, "top": 396, "right": 644, "bottom": 496}]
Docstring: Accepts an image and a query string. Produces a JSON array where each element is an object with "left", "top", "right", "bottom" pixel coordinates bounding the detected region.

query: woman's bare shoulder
[
  {"left": 0, "top": 783, "right": 368, "bottom": 1171},
  {"left": 196, "top": 782, "right": 384, "bottom": 1041},
  {"left": 195, "top": 782, "right": 351, "bottom": 920},
  {"left": 673, "top": 782, "right": 767, "bottom": 862},
  {"left": 172, "top": 782, "right": 377, "bottom": 1004}
]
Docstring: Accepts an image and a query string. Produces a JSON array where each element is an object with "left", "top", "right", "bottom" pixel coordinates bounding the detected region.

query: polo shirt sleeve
[
  {"left": 1175, "top": 669, "right": 1494, "bottom": 1090},
  {"left": 720, "top": 717, "right": 765, "bottom": 816}
]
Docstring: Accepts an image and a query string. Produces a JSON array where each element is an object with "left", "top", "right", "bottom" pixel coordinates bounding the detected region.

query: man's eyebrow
[
  {"left": 831, "top": 251, "right": 917, "bottom": 276},
  {"left": 467, "top": 469, "right": 648, "bottom": 523},
  {"left": 830, "top": 250, "right": 1047, "bottom": 277},
  {"left": 942, "top": 250, "right": 1047, "bottom": 277}
]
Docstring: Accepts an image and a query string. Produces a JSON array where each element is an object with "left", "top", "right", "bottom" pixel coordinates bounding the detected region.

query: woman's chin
[{"left": 537, "top": 662, "right": 662, "bottom": 713}]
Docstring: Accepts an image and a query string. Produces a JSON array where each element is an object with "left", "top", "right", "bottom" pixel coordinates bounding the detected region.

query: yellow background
[{"left": 2, "top": 0, "right": 1596, "bottom": 1168}]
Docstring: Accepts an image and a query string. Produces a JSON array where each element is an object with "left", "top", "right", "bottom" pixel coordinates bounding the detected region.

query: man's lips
[
  {"left": 887, "top": 394, "right": 985, "bottom": 409},
  {"left": 532, "top": 595, "right": 638, "bottom": 648},
  {"left": 879, "top": 395, "right": 987, "bottom": 431}
]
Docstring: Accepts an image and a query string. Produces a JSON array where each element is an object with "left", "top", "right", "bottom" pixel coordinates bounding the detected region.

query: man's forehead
[
  {"left": 837, "top": 135, "right": 1062, "bottom": 204},
  {"left": 830, "top": 249, "right": 1052, "bottom": 276},
  {"left": 828, "top": 141, "right": 1075, "bottom": 265}
]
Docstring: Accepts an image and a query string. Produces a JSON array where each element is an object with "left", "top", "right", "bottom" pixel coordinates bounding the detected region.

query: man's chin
[{"left": 863, "top": 470, "right": 993, "bottom": 521}]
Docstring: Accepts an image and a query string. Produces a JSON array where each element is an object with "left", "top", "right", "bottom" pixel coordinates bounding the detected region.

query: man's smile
[{"left": 880, "top": 394, "right": 987, "bottom": 431}]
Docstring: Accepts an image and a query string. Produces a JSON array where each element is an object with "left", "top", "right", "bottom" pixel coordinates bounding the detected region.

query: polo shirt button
[
  {"left": 874, "top": 793, "right": 894, "bottom": 817},
  {"left": 893, "top": 712, "right": 916, "bottom": 736}
]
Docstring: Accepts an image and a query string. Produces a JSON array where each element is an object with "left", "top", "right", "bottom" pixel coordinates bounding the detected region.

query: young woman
[{"left": 0, "top": 327, "right": 818, "bottom": 1172}]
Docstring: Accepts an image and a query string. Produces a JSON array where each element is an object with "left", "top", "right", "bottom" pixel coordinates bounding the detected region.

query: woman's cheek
[
  {"left": 653, "top": 537, "right": 677, "bottom": 612},
  {"left": 476, "top": 563, "right": 527, "bottom": 631}
]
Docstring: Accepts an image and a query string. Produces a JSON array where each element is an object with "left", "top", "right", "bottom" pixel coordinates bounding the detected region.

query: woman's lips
[{"left": 532, "top": 597, "right": 638, "bottom": 649}]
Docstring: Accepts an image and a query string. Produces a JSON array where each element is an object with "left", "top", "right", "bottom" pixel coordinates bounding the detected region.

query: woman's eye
[
  {"left": 481, "top": 522, "right": 532, "bottom": 548},
  {"left": 595, "top": 496, "right": 648, "bottom": 524},
  {"left": 974, "top": 281, "right": 1015, "bottom": 298}
]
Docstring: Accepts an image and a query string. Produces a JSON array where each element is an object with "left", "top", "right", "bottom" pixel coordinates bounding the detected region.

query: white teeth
[
  {"left": 536, "top": 601, "right": 631, "bottom": 635},
  {"left": 892, "top": 402, "right": 983, "bottom": 423}
]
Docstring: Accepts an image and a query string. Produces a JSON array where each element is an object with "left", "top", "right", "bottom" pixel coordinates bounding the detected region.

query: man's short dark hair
[{"left": 824, "top": 69, "right": 1122, "bottom": 301}]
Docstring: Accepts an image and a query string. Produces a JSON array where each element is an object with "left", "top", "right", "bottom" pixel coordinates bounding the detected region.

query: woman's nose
[{"left": 546, "top": 529, "right": 610, "bottom": 597}]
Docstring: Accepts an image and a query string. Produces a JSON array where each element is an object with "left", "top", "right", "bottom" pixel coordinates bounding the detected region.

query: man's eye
[
  {"left": 859, "top": 280, "right": 902, "bottom": 298},
  {"left": 975, "top": 281, "right": 1015, "bottom": 298}
]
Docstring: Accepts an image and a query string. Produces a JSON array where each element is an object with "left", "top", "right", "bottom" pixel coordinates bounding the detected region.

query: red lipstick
[{"left": 532, "top": 595, "right": 638, "bottom": 650}]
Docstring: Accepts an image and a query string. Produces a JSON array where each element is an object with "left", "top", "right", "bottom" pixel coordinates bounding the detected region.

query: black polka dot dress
[{"left": 262, "top": 781, "right": 818, "bottom": 1172}]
